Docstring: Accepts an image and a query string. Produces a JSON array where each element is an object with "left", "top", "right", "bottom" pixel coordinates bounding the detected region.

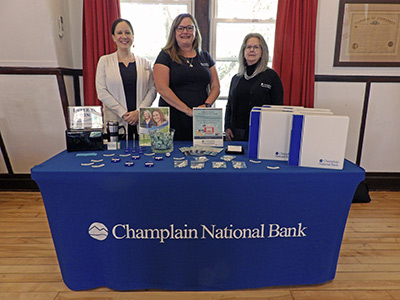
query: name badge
[{"left": 261, "top": 83, "right": 272, "bottom": 89}]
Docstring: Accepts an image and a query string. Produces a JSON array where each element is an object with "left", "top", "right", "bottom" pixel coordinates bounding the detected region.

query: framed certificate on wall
[{"left": 334, "top": 0, "right": 400, "bottom": 67}]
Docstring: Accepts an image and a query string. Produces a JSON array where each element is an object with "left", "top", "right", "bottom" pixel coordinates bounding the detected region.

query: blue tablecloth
[{"left": 31, "top": 141, "right": 365, "bottom": 291}]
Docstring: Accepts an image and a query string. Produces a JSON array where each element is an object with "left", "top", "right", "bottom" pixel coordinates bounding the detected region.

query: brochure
[{"left": 193, "top": 108, "right": 223, "bottom": 147}]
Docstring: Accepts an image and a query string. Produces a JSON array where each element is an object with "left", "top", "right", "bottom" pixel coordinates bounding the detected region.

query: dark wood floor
[{"left": 1, "top": 191, "right": 400, "bottom": 300}]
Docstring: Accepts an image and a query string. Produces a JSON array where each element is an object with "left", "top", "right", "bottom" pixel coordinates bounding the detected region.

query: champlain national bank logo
[
  {"left": 275, "top": 151, "right": 288, "bottom": 159},
  {"left": 319, "top": 158, "right": 339, "bottom": 167},
  {"left": 88, "top": 222, "right": 308, "bottom": 243},
  {"left": 88, "top": 222, "right": 109, "bottom": 241}
]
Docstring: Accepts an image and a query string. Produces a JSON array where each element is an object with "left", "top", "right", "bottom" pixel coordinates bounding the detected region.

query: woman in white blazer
[{"left": 96, "top": 18, "right": 157, "bottom": 138}]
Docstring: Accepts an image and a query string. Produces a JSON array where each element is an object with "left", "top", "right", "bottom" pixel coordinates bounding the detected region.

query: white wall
[
  {"left": 0, "top": 76, "right": 67, "bottom": 173},
  {"left": 0, "top": 0, "right": 58, "bottom": 67},
  {"left": 315, "top": 0, "right": 400, "bottom": 171},
  {"left": 361, "top": 83, "right": 400, "bottom": 172},
  {"left": 68, "top": 0, "right": 84, "bottom": 69},
  {"left": 46, "top": 0, "right": 84, "bottom": 105},
  {"left": 47, "top": 0, "right": 74, "bottom": 68},
  {"left": 0, "top": 0, "right": 83, "bottom": 173}
]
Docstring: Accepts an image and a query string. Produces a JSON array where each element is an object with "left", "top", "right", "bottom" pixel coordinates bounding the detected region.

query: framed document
[
  {"left": 334, "top": 0, "right": 400, "bottom": 67},
  {"left": 193, "top": 108, "right": 223, "bottom": 147}
]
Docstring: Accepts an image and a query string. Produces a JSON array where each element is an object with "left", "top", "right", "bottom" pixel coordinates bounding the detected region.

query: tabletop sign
[
  {"left": 138, "top": 107, "right": 170, "bottom": 146},
  {"left": 193, "top": 108, "right": 223, "bottom": 147},
  {"left": 68, "top": 106, "right": 103, "bottom": 130}
]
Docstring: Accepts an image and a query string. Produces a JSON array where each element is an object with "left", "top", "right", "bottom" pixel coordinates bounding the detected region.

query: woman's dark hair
[{"left": 111, "top": 18, "right": 134, "bottom": 35}]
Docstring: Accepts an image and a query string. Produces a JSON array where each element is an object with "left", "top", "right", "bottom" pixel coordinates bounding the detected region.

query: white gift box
[
  {"left": 248, "top": 109, "right": 294, "bottom": 161},
  {"left": 288, "top": 114, "right": 350, "bottom": 170},
  {"left": 262, "top": 105, "right": 303, "bottom": 110},
  {"left": 292, "top": 107, "right": 333, "bottom": 115}
]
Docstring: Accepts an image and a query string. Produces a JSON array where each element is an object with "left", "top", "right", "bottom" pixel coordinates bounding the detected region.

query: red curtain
[
  {"left": 82, "top": 0, "right": 120, "bottom": 106},
  {"left": 272, "top": 0, "right": 318, "bottom": 108}
]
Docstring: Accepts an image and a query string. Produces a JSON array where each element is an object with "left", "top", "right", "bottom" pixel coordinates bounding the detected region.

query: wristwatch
[{"left": 204, "top": 103, "right": 211, "bottom": 107}]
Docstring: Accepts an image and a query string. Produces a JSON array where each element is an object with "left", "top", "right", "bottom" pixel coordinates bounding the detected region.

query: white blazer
[{"left": 95, "top": 52, "right": 157, "bottom": 125}]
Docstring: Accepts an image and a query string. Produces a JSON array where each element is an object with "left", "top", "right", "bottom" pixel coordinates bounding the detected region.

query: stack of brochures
[{"left": 248, "top": 105, "right": 349, "bottom": 170}]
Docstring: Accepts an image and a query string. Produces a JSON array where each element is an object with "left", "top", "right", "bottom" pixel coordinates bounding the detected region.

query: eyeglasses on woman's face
[
  {"left": 245, "top": 45, "right": 261, "bottom": 51},
  {"left": 176, "top": 25, "right": 195, "bottom": 33}
]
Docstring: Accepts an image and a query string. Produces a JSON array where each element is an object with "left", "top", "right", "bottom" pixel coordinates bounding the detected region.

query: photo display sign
[
  {"left": 193, "top": 108, "right": 223, "bottom": 147},
  {"left": 68, "top": 106, "right": 103, "bottom": 130},
  {"left": 138, "top": 107, "right": 170, "bottom": 146}
]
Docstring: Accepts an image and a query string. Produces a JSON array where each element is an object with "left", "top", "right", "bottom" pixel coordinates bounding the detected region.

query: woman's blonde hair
[
  {"left": 162, "top": 13, "right": 202, "bottom": 64},
  {"left": 238, "top": 33, "right": 269, "bottom": 77}
]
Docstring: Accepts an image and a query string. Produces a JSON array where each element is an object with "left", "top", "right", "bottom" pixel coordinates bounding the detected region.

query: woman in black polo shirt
[{"left": 153, "top": 13, "right": 220, "bottom": 141}]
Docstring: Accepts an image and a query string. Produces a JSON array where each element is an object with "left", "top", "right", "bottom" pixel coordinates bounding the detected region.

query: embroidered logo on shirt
[
  {"left": 261, "top": 83, "right": 272, "bottom": 89},
  {"left": 200, "top": 63, "right": 209, "bottom": 67}
]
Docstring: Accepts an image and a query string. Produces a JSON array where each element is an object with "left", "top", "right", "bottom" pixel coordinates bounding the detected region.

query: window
[
  {"left": 120, "top": 0, "right": 194, "bottom": 62},
  {"left": 210, "top": 0, "right": 278, "bottom": 109},
  {"left": 120, "top": 0, "right": 278, "bottom": 111}
]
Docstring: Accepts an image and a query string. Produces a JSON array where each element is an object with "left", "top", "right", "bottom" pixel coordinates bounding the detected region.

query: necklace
[
  {"left": 244, "top": 69, "right": 257, "bottom": 80},
  {"left": 185, "top": 57, "right": 194, "bottom": 67}
]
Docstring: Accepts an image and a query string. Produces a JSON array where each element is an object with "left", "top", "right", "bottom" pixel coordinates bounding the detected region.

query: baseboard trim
[
  {"left": 365, "top": 173, "right": 400, "bottom": 191},
  {"left": 0, "top": 173, "right": 399, "bottom": 192},
  {"left": 0, "top": 174, "right": 39, "bottom": 191}
]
